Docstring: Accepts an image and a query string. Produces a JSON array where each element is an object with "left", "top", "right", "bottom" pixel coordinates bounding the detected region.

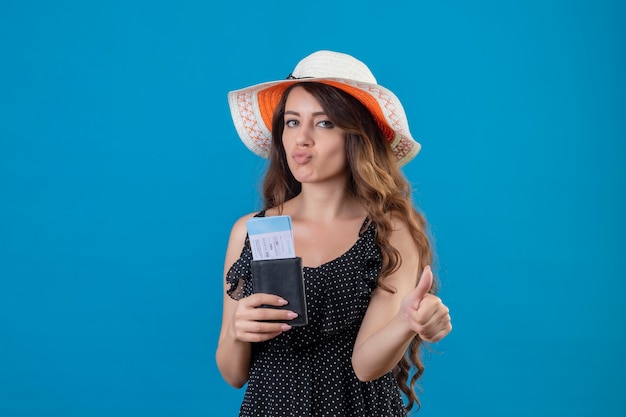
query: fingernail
[
  {"left": 287, "top": 312, "right": 299, "bottom": 319},
  {"left": 277, "top": 298, "right": 288, "bottom": 305},
  {"left": 281, "top": 324, "right": 292, "bottom": 331}
]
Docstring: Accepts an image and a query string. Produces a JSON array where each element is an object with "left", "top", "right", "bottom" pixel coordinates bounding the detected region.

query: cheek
[
  {"left": 281, "top": 131, "right": 295, "bottom": 150},
  {"left": 329, "top": 141, "right": 348, "bottom": 163}
]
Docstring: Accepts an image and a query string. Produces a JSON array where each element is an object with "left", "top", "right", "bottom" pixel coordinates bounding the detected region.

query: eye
[
  {"left": 317, "top": 120, "right": 335, "bottom": 128},
  {"left": 285, "top": 119, "right": 299, "bottom": 128}
]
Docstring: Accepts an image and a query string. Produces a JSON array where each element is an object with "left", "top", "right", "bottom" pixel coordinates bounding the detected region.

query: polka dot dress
[{"left": 226, "top": 212, "right": 407, "bottom": 417}]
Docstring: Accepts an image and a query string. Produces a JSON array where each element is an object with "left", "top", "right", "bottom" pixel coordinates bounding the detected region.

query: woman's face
[{"left": 281, "top": 86, "right": 348, "bottom": 184}]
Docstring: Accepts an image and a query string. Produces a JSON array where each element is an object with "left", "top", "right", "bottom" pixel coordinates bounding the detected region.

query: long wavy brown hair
[{"left": 262, "top": 82, "right": 437, "bottom": 413}]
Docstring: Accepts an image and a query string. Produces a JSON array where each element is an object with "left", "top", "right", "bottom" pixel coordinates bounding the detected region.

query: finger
[
  {"left": 253, "top": 306, "right": 299, "bottom": 323},
  {"left": 414, "top": 308, "right": 451, "bottom": 341},
  {"left": 235, "top": 304, "right": 295, "bottom": 330},
  {"left": 408, "top": 265, "right": 434, "bottom": 309},
  {"left": 412, "top": 295, "right": 448, "bottom": 324},
  {"left": 235, "top": 319, "right": 293, "bottom": 342},
  {"left": 416, "top": 265, "right": 434, "bottom": 297},
  {"left": 408, "top": 299, "right": 449, "bottom": 333},
  {"left": 420, "top": 321, "right": 452, "bottom": 343},
  {"left": 237, "top": 327, "right": 285, "bottom": 343},
  {"left": 244, "top": 293, "right": 289, "bottom": 308},
  {"left": 239, "top": 319, "right": 291, "bottom": 335}
]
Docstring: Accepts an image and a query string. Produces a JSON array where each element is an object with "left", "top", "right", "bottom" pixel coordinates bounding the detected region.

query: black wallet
[{"left": 251, "top": 257, "right": 308, "bottom": 326}]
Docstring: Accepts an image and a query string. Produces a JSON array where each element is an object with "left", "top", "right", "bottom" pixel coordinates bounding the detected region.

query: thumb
[{"left": 410, "top": 265, "right": 433, "bottom": 309}]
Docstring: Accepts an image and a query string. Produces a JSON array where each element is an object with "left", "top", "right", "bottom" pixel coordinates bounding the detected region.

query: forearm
[
  {"left": 351, "top": 313, "right": 416, "bottom": 382},
  {"left": 216, "top": 331, "right": 252, "bottom": 388}
]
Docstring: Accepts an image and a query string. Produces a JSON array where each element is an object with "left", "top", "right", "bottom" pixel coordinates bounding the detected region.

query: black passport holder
[{"left": 251, "top": 257, "right": 308, "bottom": 326}]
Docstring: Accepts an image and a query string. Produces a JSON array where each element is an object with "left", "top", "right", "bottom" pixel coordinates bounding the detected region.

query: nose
[{"left": 294, "top": 124, "right": 313, "bottom": 147}]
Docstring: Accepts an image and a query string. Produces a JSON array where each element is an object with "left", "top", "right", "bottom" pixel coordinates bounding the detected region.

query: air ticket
[{"left": 246, "top": 215, "right": 296, "bottom": 260}]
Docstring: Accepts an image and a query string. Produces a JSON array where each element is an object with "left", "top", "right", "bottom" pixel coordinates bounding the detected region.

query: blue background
[{"left": 1, "top": 1, "right": 624, "bottom": 416}]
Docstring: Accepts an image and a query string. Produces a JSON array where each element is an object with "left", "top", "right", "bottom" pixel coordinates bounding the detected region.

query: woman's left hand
[{"left": 401, "top": 265, "right": 452, "bottom": 342}]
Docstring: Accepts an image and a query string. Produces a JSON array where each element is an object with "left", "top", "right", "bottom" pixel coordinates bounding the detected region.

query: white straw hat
[{"left": 228, "top": 50, "right": 421, "bottom": 166}]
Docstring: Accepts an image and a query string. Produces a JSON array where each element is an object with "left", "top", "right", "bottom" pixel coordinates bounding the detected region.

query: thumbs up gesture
[{"left": 401, "top": 265, "right": 452, "bottom": 342}]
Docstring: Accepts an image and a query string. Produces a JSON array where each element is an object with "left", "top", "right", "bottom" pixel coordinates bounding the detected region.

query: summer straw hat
[{"left": 228, "top": 50, "right": 421, "bottom": 166}]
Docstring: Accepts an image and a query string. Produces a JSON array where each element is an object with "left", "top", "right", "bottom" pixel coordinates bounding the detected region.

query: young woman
[{"left": 217, "top": 50, "right": 452, "bottom": 416}]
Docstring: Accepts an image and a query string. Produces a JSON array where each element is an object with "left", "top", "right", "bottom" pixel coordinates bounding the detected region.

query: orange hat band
[{"left": 257, "top": 81, "right": 395, "bottom": 143}]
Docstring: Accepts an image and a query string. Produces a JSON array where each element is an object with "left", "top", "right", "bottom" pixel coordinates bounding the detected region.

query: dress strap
[{"left": 358, "top": 216, "right": 373, "bottom": 236}]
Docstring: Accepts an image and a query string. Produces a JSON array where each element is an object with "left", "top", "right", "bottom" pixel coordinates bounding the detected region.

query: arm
[
  {"left": 351, "top": 217, "right": 452, "bottom": 382},
  {"left": 215, "top": 213, "right": 301, "bottom": 388}
]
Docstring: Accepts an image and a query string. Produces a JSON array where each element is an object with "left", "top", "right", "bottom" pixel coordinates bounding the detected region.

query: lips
[{"left": 292, "top": 152, "right": 312, "bottom": 164}]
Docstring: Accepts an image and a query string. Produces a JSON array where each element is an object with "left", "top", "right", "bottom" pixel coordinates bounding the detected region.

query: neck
[{"left": 286, "top": 181, "right": 364, "bottom": 223}]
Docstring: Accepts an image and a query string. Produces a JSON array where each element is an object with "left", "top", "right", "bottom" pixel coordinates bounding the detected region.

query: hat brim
[{"left": 228, "top": 78, "right": 421, "bottom": 166}]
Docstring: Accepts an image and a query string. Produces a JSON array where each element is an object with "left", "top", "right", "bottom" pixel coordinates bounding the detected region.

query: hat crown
[{"left": 291, "top": 50, "right": 377, "bottom": 84}]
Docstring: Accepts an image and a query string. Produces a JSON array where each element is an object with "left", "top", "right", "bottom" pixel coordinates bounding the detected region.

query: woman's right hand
[{"left": 231, "top": 293, "right": 299, "bottom": 343}]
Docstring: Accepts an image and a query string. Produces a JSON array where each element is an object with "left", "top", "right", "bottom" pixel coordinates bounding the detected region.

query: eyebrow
[{"left": 284, "top": 110, "right": 327, "bottom": 117}]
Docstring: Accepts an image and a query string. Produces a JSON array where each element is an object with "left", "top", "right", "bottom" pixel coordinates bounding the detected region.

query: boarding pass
[{"left": 246, "top": 215, "right": 296, "bottom": 260}]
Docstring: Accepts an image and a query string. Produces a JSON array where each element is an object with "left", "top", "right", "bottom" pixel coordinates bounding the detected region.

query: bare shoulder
[
  {"left": 223, "top": 211, "right": 260, "bottom": 266},
  {"left": 228, "top": 211, "right": 259, "bottom": 244},
  {"left": 386, "top": 213, "right": 421, "bottom": 285},
  {"left": 388, "top": 213, "right": 415, "bottom": 242},
  {"left": 222, "top": 211, "right": 261, "bottom": 279}
]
